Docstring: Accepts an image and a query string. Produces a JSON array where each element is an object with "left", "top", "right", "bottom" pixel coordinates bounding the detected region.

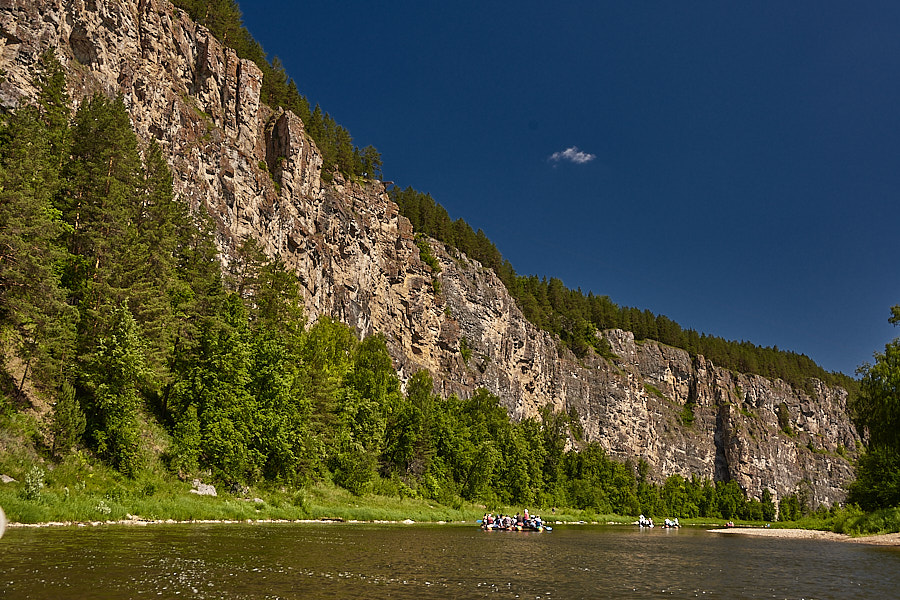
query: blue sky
[{"left": 240, "top": 2, "right": 900, "bottom": 376}]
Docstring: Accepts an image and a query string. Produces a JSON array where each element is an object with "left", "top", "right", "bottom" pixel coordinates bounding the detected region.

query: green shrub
[
  {"left": 21, "top": 465, "right": 45, "bottom": 501},
  {"left": 777, "top": 402, "right": 793, "bottom": 435},
  {"left": 415, "top": 234, "right": 441, "bottom": 272},
  {"left": 459, "top": 338, "right": 472, "bottom": 364}
]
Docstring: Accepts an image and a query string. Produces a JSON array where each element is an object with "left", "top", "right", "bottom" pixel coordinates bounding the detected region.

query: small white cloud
[{"left": 548, "top": 146, "right": 596, "bottom": 165}]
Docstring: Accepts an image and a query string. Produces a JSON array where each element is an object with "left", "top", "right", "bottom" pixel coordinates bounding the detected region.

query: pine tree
[
  {"left": 169, "top": 200, "right": 226, "bottom": 352},
  {"left": 0, "top": 51, "right": 76, "bottom": 388},
  {"left": 34, "top": 51, "right": 71, "bottom": 175},
  {"left": 62, "top": 93, "right": 145, "bottom": 338},
  {"left": 126, "top": 139, "right": 184, "bottom": 380},
  {"left": 49, "top": 380, "right": 86, "bottom": 456}
]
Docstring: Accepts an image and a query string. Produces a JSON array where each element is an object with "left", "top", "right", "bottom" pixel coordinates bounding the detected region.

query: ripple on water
[{"left": 1, "top": 524, "right": 899, "bottom": 599}]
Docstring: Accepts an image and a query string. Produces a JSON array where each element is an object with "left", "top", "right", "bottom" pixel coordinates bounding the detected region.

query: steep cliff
[{"left": 0, "top": 0, "right": 858, "bottom": 507}]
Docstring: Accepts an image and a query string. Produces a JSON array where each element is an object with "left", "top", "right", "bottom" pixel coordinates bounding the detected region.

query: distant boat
[
  {"left": 478, "top": 519, "right": 551, "bottom": 532},
  {"left": 481, "top": 523, "right": 551, "bottom": 532}
]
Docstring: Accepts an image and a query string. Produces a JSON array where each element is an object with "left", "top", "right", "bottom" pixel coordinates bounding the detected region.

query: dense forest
[
  {"left": 2, "top": 0, "right": 895, "bottom": 524},
  {"left": 391, "top": 186, "right": 858, "bottom": 395},
  {"left": 0, "top": 52, "right": 818, "bottom": 521}
]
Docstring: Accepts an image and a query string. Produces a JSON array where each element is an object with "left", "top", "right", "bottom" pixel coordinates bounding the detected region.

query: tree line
[
  {"left": 0, "top": 54, "right": 813, "bottom": 520},
  {"left": 391, "top": 186, "right": 857, "bottom": 395},
  {"left": 170, "top": 0, "right": 382, "bottom": 180}
]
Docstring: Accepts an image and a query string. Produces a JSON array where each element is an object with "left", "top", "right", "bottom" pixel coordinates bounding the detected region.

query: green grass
[
  {"left": 643, "top": 383, "right": 666, "bottom": 400},
  {"left": 766, "top": 505, "right": 900, "bottom": 537},
  {"left": 2, "top": 441, "right": 897, "bottom": 535},
  {"left": 0, "top": 457, "right": 674, "bottom": 527},
  {"left": 0, "top": 454, "right": 491, "bottom": 524}
]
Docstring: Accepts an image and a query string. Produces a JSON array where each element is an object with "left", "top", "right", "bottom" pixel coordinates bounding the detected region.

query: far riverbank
[
  {"left": 709, "top": 527, "right": 900, "bottom": 546},
  {"left": 12, "top": 515, "right": 900, "bottom": 549}
]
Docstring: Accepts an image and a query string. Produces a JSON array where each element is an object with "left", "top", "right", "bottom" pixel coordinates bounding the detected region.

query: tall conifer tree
[
  {"left": 63, "top": 93, "right": 144, "bottom": 337},
  {"left": 0, "top": 51, "right": 75, "bottom": 388}
]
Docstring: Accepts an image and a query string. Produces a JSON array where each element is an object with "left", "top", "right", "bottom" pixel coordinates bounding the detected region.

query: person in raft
[
  {"left": 663, "top": 518, "right": 681, "bottom": 528},
  {"left": 481, "top": 511, "right": 544, "bottom": 530}
]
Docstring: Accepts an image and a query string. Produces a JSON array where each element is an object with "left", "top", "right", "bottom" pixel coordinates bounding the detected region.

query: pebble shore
[{"left": 708, "top": 527, "right": 900, "bottom": 546}]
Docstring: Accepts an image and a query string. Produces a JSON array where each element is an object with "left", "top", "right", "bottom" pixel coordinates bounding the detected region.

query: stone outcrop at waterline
[{"left": 0, "top": 0, "right": 859, "bottom": 507}]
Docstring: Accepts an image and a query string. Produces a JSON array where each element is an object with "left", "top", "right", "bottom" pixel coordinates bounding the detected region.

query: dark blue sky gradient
[{"left": 240, "top": 1, "right": 900, "bottom": 376}]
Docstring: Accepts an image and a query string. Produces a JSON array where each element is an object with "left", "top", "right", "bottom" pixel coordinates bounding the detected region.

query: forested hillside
[
  {"left": 0, "top": 51, "right": 814, "bottom": 521},
  {"left": 2, "top": 0, "right": 887, "bottom": 529}
]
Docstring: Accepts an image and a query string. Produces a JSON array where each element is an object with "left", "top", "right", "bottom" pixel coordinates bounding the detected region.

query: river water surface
[{"left": 1, "top": 522, "right": 898, "bottom": 599}]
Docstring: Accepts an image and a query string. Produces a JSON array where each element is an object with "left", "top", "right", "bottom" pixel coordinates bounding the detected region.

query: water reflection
[{"left": 1, "top": 523, "right": 898, "bottom": 599}]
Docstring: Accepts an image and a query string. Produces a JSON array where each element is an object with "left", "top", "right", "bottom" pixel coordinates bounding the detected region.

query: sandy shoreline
[{"left": 708, "top": 527, "right": 900, "bottom": 546}]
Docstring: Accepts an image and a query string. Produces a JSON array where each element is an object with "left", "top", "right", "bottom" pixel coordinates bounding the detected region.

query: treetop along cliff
[
  {"left": 391, "top": 186, "right": 857, "bottom": 395},
  {"left": 170, "top": 0, "right": 381, "bottom": 181}
]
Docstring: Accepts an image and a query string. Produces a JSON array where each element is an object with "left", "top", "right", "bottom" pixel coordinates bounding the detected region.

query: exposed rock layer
[{"left": 0, "top": 0, "right": 858, "bottom": 506}]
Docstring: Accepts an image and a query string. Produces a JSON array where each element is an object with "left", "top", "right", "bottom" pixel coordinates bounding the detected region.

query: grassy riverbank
[
  {"left": 2, "top": 445, "right": 896, "bottom": 533},
  {"left": 0, "top": 458, "right": 748, "bottom": 528},
  {"left": 766, "top": 506, "right": 900, "bottom": 536},
  {"left": 0, "top": 456, "right": 470, "bottom": 524},
  {"left": 0, "top": 451, "right": 620, "bottom": 526}
]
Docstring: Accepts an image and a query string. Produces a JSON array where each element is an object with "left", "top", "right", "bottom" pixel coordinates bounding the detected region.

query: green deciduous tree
[
  {"left": 168, "top": 294, "right": 260, "bottom": 484},
  {"left": 848, "top": 305, "right": 900, "bottom": 509},
  {"left": 383, "top": 370, "right": 437, "bottom": 477},
  {"left": 761, "top": 488, "right": 777, "bottom": 521},
  {"left": 78, "top": 305, "right": 148, "bottom": 476}
]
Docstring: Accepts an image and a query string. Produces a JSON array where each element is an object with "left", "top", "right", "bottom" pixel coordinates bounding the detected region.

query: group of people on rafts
[
  {"left": 481, "top": 508, "right": 546, "bottom": 531},
  {"left": 638, "top": 514, "right": 680, "bottom": 528}
]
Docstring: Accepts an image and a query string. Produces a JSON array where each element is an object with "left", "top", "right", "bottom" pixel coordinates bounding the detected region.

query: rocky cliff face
[{"left": 0, "top": 0, "right": 859, "bottom": 507}]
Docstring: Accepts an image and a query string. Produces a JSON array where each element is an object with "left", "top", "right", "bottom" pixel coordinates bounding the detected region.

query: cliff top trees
[
  {"left": 170, "top": 0, "right": 380, "bottom": 180},
  {"left": 392, "top": 186, "right": 855, "bottom": 393}
]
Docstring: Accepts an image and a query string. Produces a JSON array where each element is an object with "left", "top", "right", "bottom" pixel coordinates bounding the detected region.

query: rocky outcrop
[
  {"left": 189, "top": 479, "right": 217, "bottom": 497},
  {"left": 0, "top": 0, "right": 859, "bottom": 507}
]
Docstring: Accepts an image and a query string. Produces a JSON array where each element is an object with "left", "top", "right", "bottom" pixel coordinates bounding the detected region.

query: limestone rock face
[{"left": 0, "top": 0, "right": 859, "bottom": 507}]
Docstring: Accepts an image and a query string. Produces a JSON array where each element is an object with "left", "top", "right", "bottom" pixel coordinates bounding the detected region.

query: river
[{"left": 1, "top": 522, "right": 898, "bottom": 599}]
